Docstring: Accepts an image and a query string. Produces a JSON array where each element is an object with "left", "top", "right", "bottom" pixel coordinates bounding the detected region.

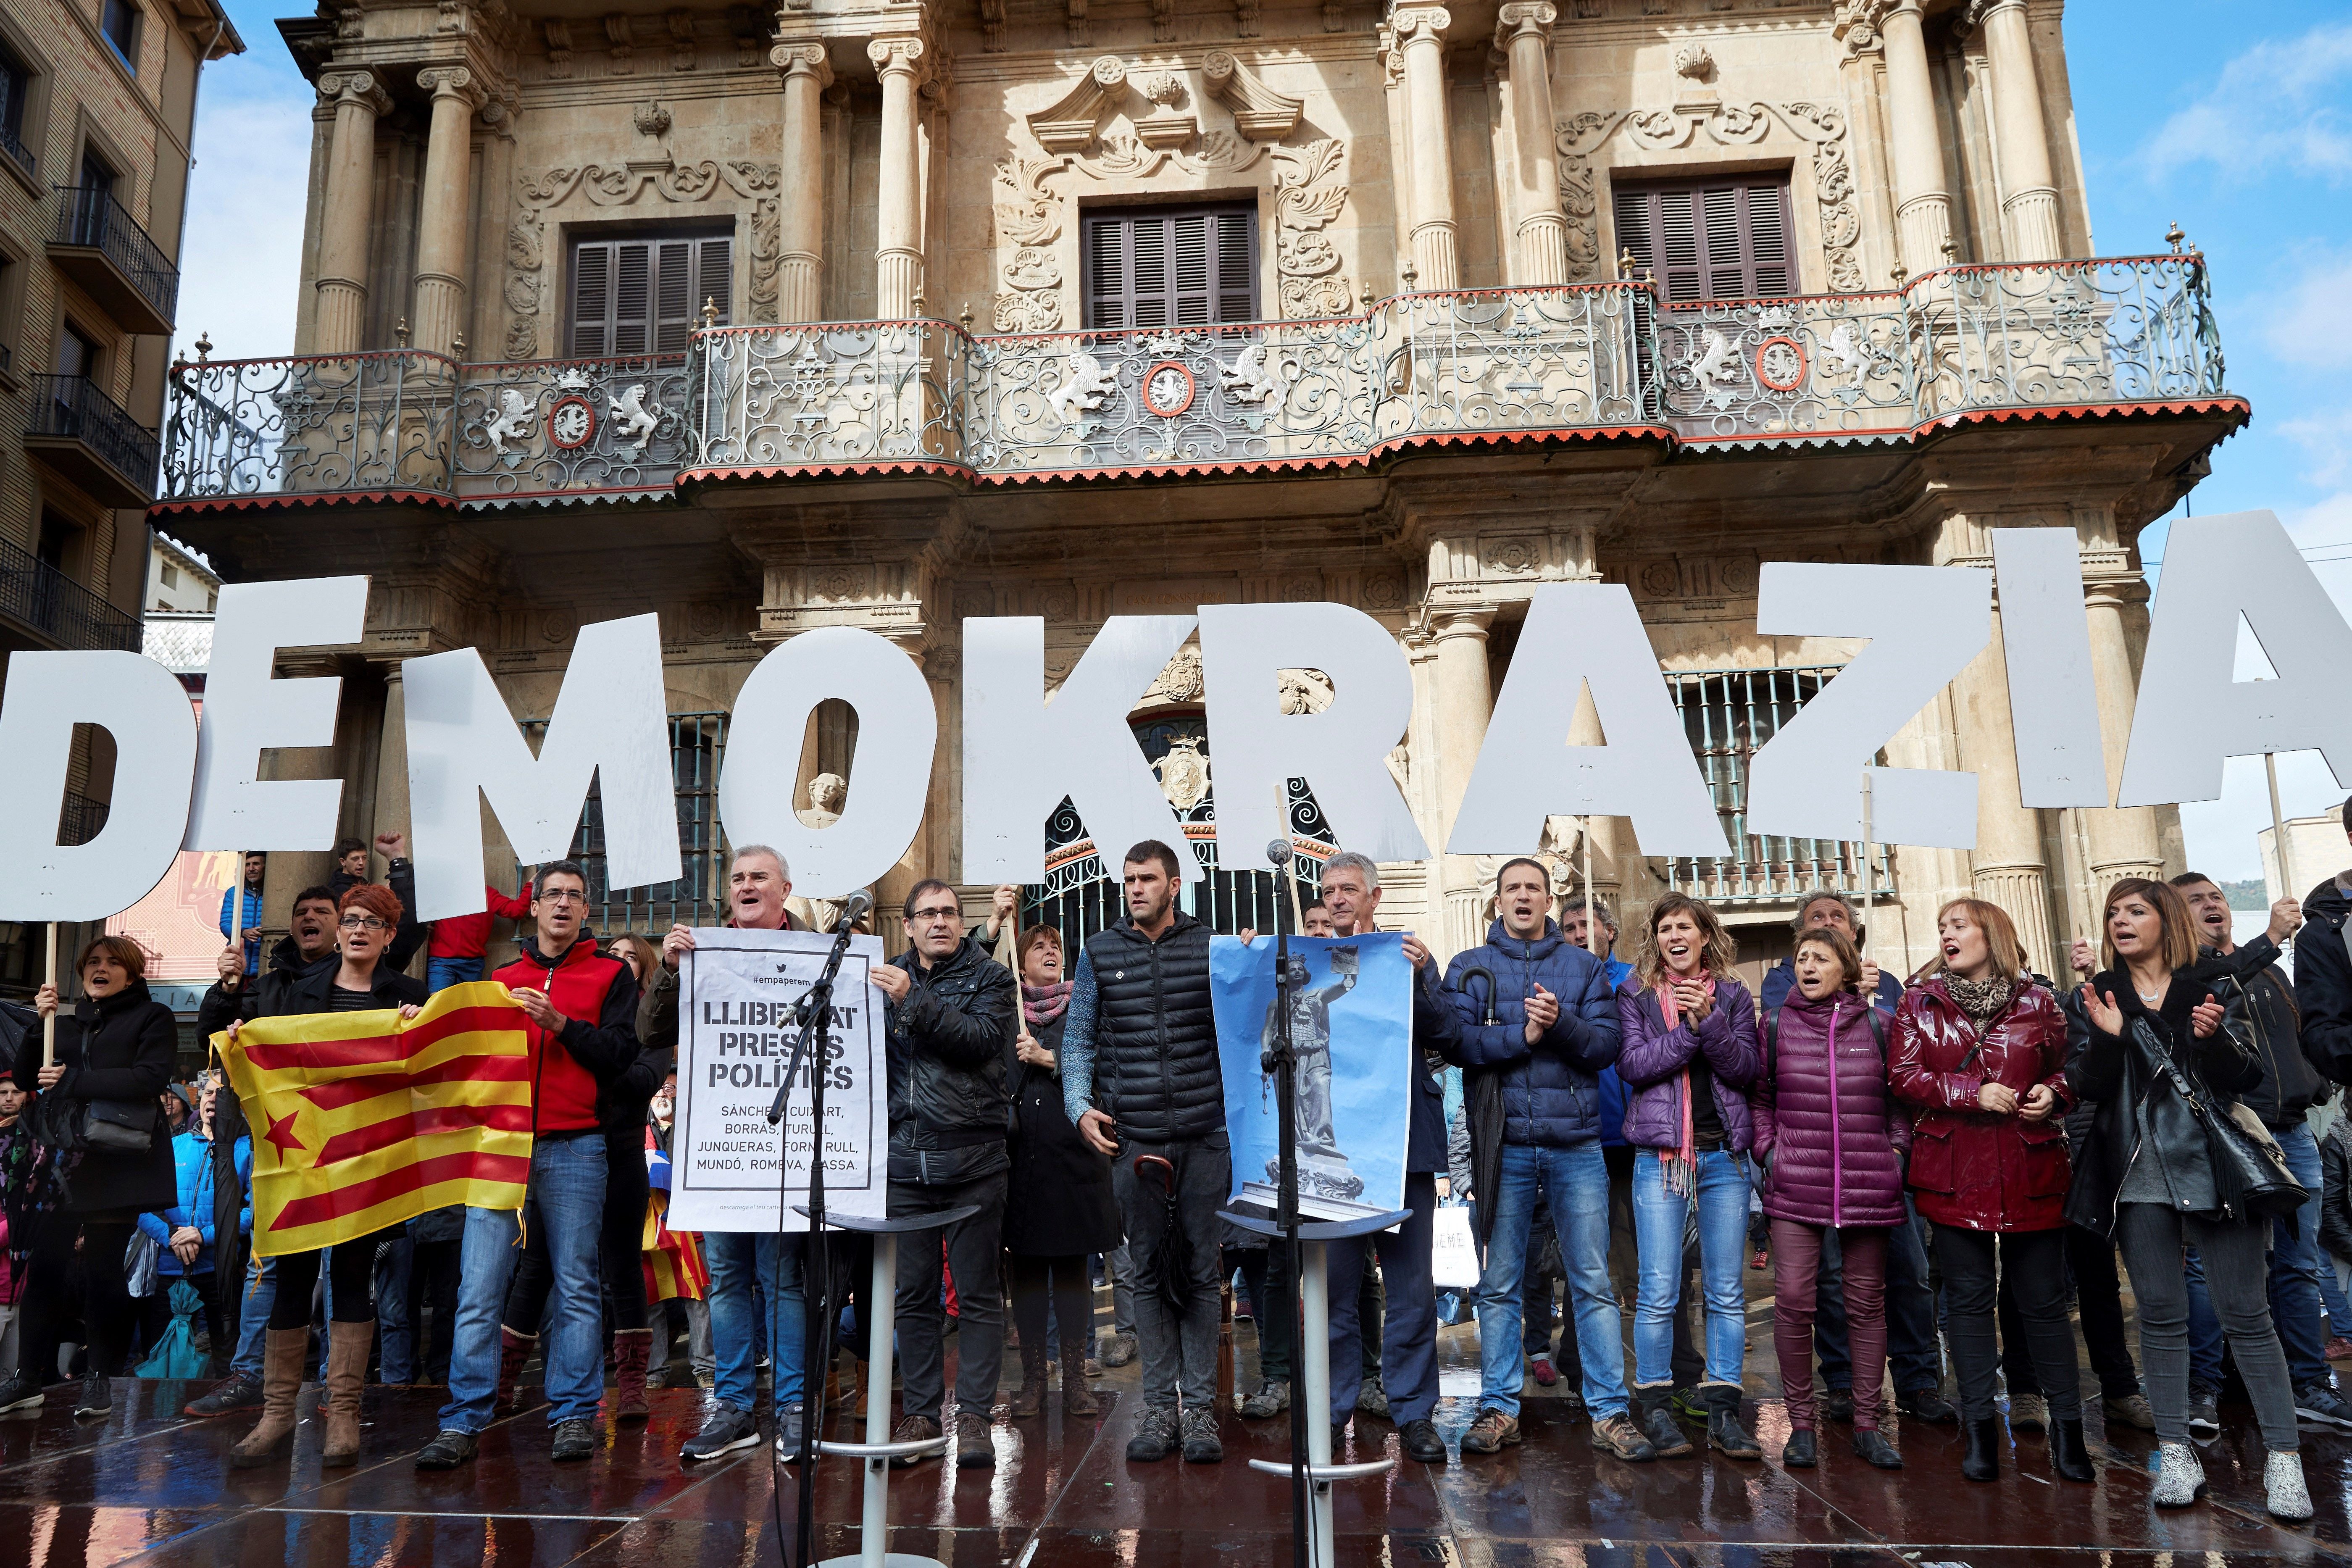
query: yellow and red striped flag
[
  {"left": 216, "top": 983, "right": 533, "bottom": 1257},
  {"left": 642, "top": 1194, "right": 708, "bottom": 1303}
]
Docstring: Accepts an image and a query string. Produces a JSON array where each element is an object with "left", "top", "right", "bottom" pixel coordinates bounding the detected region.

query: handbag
[
  {"left": 28, "top": 1082, "right": 157, "bottom": 1156},
  {"left": 2135, "top": 1017, "right": 2306, "bottom": 1224}
]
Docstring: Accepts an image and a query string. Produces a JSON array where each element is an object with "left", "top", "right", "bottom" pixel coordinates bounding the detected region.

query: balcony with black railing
[
  {"left": 0, "top": 123, "right": 29, "bottom": 180},
  {"left": 25, "top": 373, "right": 161, "bottom": 506},
  {"left": 0, "top": 534, "right": 141, "bottom": 652},
  {"left": 49, "top": 184, "right": 179, "bottom": 336}
]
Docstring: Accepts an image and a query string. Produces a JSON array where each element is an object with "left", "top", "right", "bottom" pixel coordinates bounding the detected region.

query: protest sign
[{"left": 669, "top": 927, "right": 889, "bottom": 1232}]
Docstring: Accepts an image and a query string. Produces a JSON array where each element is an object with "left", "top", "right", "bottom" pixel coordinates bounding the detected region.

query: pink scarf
[
  {"left": 1655, "top": 974, "right": 1715, "bottom": 1198},
  {"left": 1021, "top": 980, "right": 1073, "bottom": 1027}
]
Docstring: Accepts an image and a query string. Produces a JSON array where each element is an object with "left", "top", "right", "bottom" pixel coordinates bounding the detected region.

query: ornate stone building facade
[{"left": 154, "top": 0, "right": 2241, "bottom": 985}]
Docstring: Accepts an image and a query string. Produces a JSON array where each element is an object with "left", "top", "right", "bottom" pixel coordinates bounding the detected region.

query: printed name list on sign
[{"left": 668, "top": 928, "right": 889, "bottom": 1232}]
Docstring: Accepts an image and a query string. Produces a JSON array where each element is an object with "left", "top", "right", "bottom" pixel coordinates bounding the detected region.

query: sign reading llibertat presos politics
[
  {"left": 1212, "top": 931, "right": 1415, "bottom": 1224},
  {"left": 669, "top": 928, "right": 889, "bottom": 1233}
]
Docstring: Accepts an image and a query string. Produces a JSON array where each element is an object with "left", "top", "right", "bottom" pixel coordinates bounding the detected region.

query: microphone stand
[{"left": 1262, "top": 839, "right": 1310, "bottom": 1568}]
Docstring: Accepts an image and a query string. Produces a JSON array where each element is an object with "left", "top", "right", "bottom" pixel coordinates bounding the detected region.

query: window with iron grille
[
  {"left": 1660, "top": 666, "right": 1886, "bottom": 904},
  {"left": 1613, "top": 175, "right": 1796, "bottom": 302},
  {"left": 518, "top": 711, "right": 730, "bottom": 935},
  {"left": 568, "top": 231, "right": 731, "bottom": 358},
  {"left": 0, "top": 39, "right": 31, "bottom": 169},
  {"left": 1081, "top": 204, "right": 1259, "bottom": 330}
]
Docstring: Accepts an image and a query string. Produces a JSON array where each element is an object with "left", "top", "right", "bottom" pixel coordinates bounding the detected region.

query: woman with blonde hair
[
  {"left": 1889, "top": 898, "right": 2088, "bottom": 1485},
  {"left": 1616, "top": 893, "right": 1763, "bottom": 1460}
]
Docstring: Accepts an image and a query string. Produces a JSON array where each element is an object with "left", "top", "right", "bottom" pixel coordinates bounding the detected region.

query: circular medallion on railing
[
  {"left": 1754, "top": 336, "right": 1808, "bottom": 393},
  {"left": 1140, "top": 361, "right": 1197, "bottom": 419},
  {"left": 549, "top": 395, "right": 597, "bottom": 449}
]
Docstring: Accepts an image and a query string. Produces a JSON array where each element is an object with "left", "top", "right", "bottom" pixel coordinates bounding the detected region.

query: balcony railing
[
  {"left": 50, "top": 184, "right": 179, "bottom": 334},
  {"left": 27, "top": 374, "right": 160, "bottom": 502},
  {"left": 155, "top": 254, "right": 2232, "bottom": 513},
  {"left": 0, "top": 123, "right": 29, "bottom": 177},
  {"left": 0, "top": 534, "right": 142, "bottom": 652}
]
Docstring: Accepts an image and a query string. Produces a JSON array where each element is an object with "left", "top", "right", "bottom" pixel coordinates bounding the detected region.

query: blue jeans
[
  {"left": 1473, "top": 1141, "right": 1626, "bottom": 1419},
  {"left": 428, "top": 955, "right": 484, "bottom": 992},
  {"left": 375, "top": 1233, "right": 415, "bottom": 1384},
  {"left": 438, "top": 1134, "right": 608, "bottom": 1431},
  {"left": 2270, "top": 1122, "right": 2330, "bottom": 1388},
  {"left": 231, "top": 1257, "right": 276, "bottom": 1381},
  {"left": 1631, "top": 1147, "right": 1749, "bottom": 1387},
  {"left": 705, "top": 1231, "right": 805, "bottom": 1417}
]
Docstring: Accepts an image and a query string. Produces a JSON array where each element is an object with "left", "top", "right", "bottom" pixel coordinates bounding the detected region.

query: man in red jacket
[
  {"left": 414, "top": 860, "right": 643, "bottom": 1469},
  {"left": 427, "top": 880, "right": 536, "bottom": 992}
]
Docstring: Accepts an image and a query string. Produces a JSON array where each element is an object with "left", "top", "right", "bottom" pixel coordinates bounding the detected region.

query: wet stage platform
[{"left": 10, "top": 1361, "right": 2348, "bottom": 1568}]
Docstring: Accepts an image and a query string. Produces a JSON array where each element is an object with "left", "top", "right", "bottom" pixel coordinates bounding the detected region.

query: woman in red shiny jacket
[{"left": 1888, "top": 897, "right": 2091, "bottom": 1488}]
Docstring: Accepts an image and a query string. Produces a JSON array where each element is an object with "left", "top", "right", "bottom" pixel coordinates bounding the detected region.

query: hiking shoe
[
  {"left": 1100, "top": 1333, "right": 1138, "bottom": 1368},
  {"left": 183, "top": 1373, "right": 262, "bottom": 1418},
  {"left": 414, "top": 1429, "right": 479, "bottom": 1470},
  {"left": 682, "top": 1405, "right": 761, "bottom": 1462},
  {"left": 1400, "top": 1417, "right": 1446, "bottom": 1463},
  {"left": 71, "top": 1376, "right": 109, "bottom": 1419},
  {"left": 1529, "top": 1356, "right": 1557, "bottom": 1387},
  {"left": 1897, "top": 1387, "right": 1957, "bottom": 1424},
  {"left": 890, "top": 1414, "right": 943, "bottom": 1468},
  {"left": 1238, "top": 1380, "right": 1289, "bottom": 1419},
  {"left": 773, "top": 1401, "right": 805, "bottom": 1456},
  {"left": 2186, "top": 1384, "right": 2221, "bottom": 1438},
  {"left": 1126, "top": 1405, "right": 1179, "bottom": 1462},
  {"left": 1818, "top": 1388, "right": 1853, "bottom": 1424},
  {"left": 1590, "top": 1412, "right": 1656, "bottom": 1462},
  {"left": 1459, "top": 1405, "right": 1521, "bottom": 1454},
  {"left": 2294, "top": 1382, "right": 2352, "bottom": 1431},
  {"left": 2102, "top": 1392, "right": 2157, "bottom": 1431},
  {"left": 1179, "top": 1406, "right": 1222, "bottom": 1463},
  {"left": 1671, "top": 1386, "right": 1707, "bottom": 1423},
  {"left": 551, "top": 1418, "right": 594, "bottom": 1462},
  {"left": 1356, "top": 1375, "right": 1389, "bottom": 1418},
  {"left": 955, "top": 1413, "right": 995, "bottom": 1468},
  {"left": 2009, "top": 1392, "right": 2047, "bottom": 1432}
]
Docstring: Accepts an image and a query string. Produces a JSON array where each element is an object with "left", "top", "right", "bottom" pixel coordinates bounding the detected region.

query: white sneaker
[
  {"left": 2265, "top": 1450, "right": 2313, "bottom": 1522},
  {"left": 2152, "top": 1441, "right": 2206, "bottom": 1507}
]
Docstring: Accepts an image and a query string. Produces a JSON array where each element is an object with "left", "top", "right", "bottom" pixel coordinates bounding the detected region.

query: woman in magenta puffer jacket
[{"left": 1752, "top": 925, "right": 1906, "bottom": 1473}]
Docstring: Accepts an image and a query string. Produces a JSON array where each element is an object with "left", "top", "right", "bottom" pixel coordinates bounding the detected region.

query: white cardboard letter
[
  {"left": 964, "top": 616, "right": 1199, "bottom": 882},
  {"left": 2118, "top": 510, "right": 2352, "bottom": 806},
  {"left": 0, "top": 651, "right": 198, "bottom": 919},
  {"left": 183, "top": 575, "right": 367, "bottom": 850},
  {"left": 405, "top": 614, "right": 679, "bottom": 921},
  {"left": 1989, "top": 528, "right": 2109, "bottom": 808},
  {"left": 1747, "top": 563, "right": 1990, "bottom": 849},
  {"left": 719, "top": 626, "right": 937, "bottom": 898},
  {"left": 1199, "top": 602, "right": 1427, "bottom": 863},
  {"left": 1447, "top": 583, "right": 1729, "bottom": 856}
]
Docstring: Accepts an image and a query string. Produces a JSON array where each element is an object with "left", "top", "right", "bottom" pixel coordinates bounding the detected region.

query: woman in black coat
[
  {"left": 1001, "top": 922, "right": 1119, "bottom": 1418},
  {"left": 17, "top": 934, "right": 179, "bottom": 1418}
]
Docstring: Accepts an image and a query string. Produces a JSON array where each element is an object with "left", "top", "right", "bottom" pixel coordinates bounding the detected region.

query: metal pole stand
[
  {"left": 793, "top": 1204, "right": 981, "bottom": 1568},
  {"left": 1218, "top": 1207, "right": 1407, "bottom": 1568}
]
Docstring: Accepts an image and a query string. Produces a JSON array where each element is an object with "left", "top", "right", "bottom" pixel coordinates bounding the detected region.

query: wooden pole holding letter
[
  {"left": 1858, "top": 771, "right": 1874, "bottom": 972},
  {"left": 2265, "top": 752, "right": 2297, "bottom": 921},
  {"left": 42, "top": 922, "right": 56, "bottom": 1068}
]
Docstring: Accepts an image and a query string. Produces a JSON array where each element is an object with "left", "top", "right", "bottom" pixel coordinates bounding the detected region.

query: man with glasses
[
  {"left": 417, "top": 860, "right": 645, "bottom": 1468},
  {"left": 871, "top": 879, "right": 1018, "bottom": 1469}
]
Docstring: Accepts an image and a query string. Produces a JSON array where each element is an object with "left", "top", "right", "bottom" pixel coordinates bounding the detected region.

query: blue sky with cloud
[{"left": 170, "top": 3, "right": 2352, "bottom": 882}]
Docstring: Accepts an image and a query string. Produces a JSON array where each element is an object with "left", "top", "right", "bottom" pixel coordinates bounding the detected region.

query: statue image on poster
[{"left": 1213, "top": 930, "right": 1412, "bottom": 1223}]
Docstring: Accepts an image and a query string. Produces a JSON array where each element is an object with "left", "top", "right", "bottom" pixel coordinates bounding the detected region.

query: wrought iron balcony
[
  {"left": 49, "top": 184, "right": 179, "bottom": 336},
  {"left": 0, "top": 533, "right": 142, "bottom": 653},
  {"left": 153, "top": 254, "right": 2233, "bottom": 515},
  {"left": 24, "top": 374, "right": 159, "bottom": 506},
  {"left": 0, "top": 124, "right": 29, "bottom": 178}
]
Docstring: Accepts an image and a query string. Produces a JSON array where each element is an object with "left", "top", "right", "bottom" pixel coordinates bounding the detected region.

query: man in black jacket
[
  {"left": 2301, "top": 801, "right": 2352, "bottom": 1086},
  {"left": 1061, "top": 840, "right": 1228, "bottom": 1465},
  {"left": 873, "top": 878, "right": 1017, "bottom": 1470}
]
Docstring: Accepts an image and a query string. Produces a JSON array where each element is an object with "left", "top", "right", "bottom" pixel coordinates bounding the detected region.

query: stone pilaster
[{"left": 313, "top": 71, "right": 392, "bottom": 354}]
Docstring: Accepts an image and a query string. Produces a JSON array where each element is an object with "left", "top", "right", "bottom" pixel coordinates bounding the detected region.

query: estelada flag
[
  {"left": 642, "top": 1126, "right": 706, "bottom": 1302},
  {"left": 216, "top": 983, "right": 533, "bottom": 1257}
]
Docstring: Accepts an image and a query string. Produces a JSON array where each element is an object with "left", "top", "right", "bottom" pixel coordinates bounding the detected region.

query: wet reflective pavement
[{"left": 7, "top": 1350, "right": 2348, "bottom": 1568}]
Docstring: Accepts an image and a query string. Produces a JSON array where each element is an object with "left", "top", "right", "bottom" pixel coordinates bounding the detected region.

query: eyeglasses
[
  {"left": 908, "top": 906, "right": 961, "bottom": 924},
  {"left": 337, "top": 914, "right": 390, "bottom": 931},
  {"left": 539, "top": 889, "right": 587, "bottom": 905}
]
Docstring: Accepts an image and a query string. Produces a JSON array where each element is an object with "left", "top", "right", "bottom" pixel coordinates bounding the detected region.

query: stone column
[
  {"left": 773, "top": 42, "right": 831, "bottom": 323},
  {"left": 313, "top": 71, "right": 391, "bottom": 354},
  {"left": 868, "top": 37, "right": 928, "bottom": 318},
  {"left": 2078, "top": 560, "right": 2164, "bottom": 898},
  {"left": 1976, "top": 0, "right": 2062, "bottom": 260},
  {"left": 1880, "top": 0, "right": 1953, "bottom": 273},
  {"left": 1952, "top": 615, "right": 2056, "bottom": 973},
  {"left": 1494, "top": 3, "right": 1564, "bottom": 287},
  {"left": 1431, "top": 604, "right": 1494, "bottom": 955},
  {"left": 410, "top": 67, "right": 481, "bottom": 358},
  {"left": 1392, "top": 7, "right": 1458, "bottom": 290}
]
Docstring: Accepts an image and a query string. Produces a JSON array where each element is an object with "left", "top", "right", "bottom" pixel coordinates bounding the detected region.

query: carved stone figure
[
  {"left": 1151, "top": 735, "right": 1210, "bottom": 811},
  {"left": 802, "top": 772, "right": 847, "bottom": 827}
]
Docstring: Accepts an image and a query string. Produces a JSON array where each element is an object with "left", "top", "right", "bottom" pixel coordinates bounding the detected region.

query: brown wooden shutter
[
  {"left": 571, "top": 231, "right": 732, "bottom": 358},
  {"left": 1081, "top": 204, "right": 1258, "bottom": 331},
  {"left": 1613, "top": 175, "right": 1797, "bottom": 302},
  {"left": 570, "top": 245, "right": 611, "bottom": 355}
]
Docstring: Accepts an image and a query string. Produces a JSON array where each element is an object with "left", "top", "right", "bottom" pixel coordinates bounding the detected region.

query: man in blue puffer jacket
[{"left": 1444, "top": 858, "right": 1651, "bottom": 1462}]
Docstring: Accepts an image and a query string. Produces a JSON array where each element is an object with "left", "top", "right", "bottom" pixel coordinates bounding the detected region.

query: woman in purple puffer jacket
[
  {"left": 1616, "top": 892, "right": 1762, "bottom": 1463},
  {"left": 1752, "top": 925, "right": 1907, "bottom": 1473}
]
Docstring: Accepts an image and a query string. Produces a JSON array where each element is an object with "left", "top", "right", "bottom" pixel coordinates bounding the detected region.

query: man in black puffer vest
[{"left": 1061, "top": 839, "right": 1226, "bottom": 1465}]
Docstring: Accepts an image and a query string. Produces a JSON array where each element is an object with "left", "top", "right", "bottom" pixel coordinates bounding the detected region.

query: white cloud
[
  {"left": 2140, "top": 23, "right": 2352, "bottom": 185},
  {"left": 173, "top": 65, "right": 315, "bottom": 363}
]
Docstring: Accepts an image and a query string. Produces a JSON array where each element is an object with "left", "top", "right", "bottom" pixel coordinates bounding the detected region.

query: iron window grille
[{"left": 515, "top": 711, "right": 730, "bottom": 935}]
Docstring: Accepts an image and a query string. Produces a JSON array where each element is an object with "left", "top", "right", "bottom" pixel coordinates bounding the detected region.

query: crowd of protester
[{"left": 5, "top": 801, "right": 2352, "bottom": 1530}]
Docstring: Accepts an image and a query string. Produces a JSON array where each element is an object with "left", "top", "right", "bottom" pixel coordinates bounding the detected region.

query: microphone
[
  {"left": 1265, "top": 837, "right": 1292, "bottom": 868},
  {"left": 831, "top": 889, "right": 872, "bottom": 933}
]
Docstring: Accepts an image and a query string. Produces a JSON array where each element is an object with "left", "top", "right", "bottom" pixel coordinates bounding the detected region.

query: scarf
[
  {"left": 1655, "top": 974, "right": 1716, "bottom": 1198},
  {"left": 1945, "top": 973, "right": 2014, "bottom": 1027},
  {"left": 1022, "top": 980, "right": 1073, "bottom": 1027}
]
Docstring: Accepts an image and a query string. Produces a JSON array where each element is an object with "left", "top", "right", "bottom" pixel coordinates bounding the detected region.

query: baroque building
[{"left": 152, "top": 0, "right": 2240, "bottom": 987}]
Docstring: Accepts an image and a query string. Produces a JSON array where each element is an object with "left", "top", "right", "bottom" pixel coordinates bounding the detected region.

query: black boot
[
  {"left": 1852, "top": 1428, "right": 1904, "bottom": 1470},
  {"left": 1781, "top": 1427, "right": 1818, "bottom": 1468},
  {"left": 2050, "top": 1418, "right": 2095, "bottom": 1483},
  {"left": 1634, "top": 1383, "right": 1692, "bottom": 1458},
  {"left": 1961, "top": 1415, "right": 2001, "bottom": 1482},
  {"left": 1704, "top": 1384, "right": 1760, "bottom": 1460}
]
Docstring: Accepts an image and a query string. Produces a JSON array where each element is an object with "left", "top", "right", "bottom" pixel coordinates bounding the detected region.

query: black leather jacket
[
  {"left": 2206, "top": 936, "right": 2327, "bottom": 1127},
  {"left": 2062, "top": 959, "right": 2260, "bottom": 1235},
  {"left": 885, "top": 936, "right": 1016, "bottom": 1186},
  {"left": 2322, "top": 1120, "right": 2352, "bottom": 1265}
]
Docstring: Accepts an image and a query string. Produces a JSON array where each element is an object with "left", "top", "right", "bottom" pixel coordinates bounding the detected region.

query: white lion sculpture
[
  {"left": 609, "top": 383, "right": 663, "bottom": 455},
  {"left": 1047, "top": 350, "right": 1118, "bottom": 426},
  {"left": 1221, "top": 342, "right": 1292, "bottom": 405},
  {"left": 481, "top": 388, "right": 534, "bottom": 455}
]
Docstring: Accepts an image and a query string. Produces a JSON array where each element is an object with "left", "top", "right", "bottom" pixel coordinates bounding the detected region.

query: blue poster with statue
[{"left": 1211, "top": 930, "right": 1413, "bottom": 1223}]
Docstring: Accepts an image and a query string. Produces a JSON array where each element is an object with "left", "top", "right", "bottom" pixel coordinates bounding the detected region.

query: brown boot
[
  {"left": 1061, "top": 1343, "right": 1099, "bottom": 1417},
  {"left": 613, "top": 1327, "right": 653, "bottom": 1422},
  {"left": 320, "top": 1319, "right": 373, "bottom": 1466},
  {"left": 496, "top": 1326, "right": 536, "bottom": 1412},
  {"left": 1008, "top": 1338, "right": 1049, "bottom": 1419},
  {"left": 229, "top": 1328, "right": 310, "bottom": 1468}
]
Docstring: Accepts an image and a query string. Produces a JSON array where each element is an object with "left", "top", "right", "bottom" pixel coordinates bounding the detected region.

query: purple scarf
[{"left": 1022, "top": 980, "right": 1072, "bottom": 1027}]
